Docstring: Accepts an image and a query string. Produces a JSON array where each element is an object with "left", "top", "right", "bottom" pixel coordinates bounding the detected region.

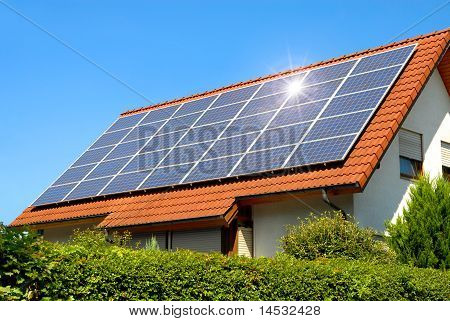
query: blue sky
[{"left": 0, "top": 0, "right": 449, "bottom": 224}]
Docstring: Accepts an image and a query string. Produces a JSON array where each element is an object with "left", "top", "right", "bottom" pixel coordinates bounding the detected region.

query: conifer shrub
[{"left": 386, "top": 175, "right": 450, "bottom": 269}]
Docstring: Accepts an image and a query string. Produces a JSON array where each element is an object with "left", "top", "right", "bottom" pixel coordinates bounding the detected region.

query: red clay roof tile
[{"left": 10, "top": 28, "right": 450, "bottom": 228}]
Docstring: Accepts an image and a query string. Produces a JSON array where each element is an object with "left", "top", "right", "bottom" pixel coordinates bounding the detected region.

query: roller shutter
[
  {"left": 132, "top": 232, "right": 167, "bottom": 249},
  {"left": 171, "top": 228, "right": 221, "bottom": 253},
  {"left": 399, "top": 129, "right": 422, "bottom": 161},
  {"left": 442, "top": 141, "right": 450, "bottom": 167},
  {"left": 237, "top": 227, "right": 253, "bottom": 257}
]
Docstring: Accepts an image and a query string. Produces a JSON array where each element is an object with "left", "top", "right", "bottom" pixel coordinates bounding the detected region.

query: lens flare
[{"left": 287, "top": 80, "right": 303, "bottom": 96}]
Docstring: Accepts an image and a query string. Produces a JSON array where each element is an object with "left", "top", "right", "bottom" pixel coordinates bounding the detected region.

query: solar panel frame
[
  {"left": 178, "top": 82, "right": 266, "bottom": 184},
  {"left": 31, "top": 44, "right": 417, "bottom": 206},
  {"left": 39, "top": 103, "right": 185, "bottom": 205},
  {"left": 134, "top": 93, "right": 222, "bottom": 190},
  {"left": 283, "top": 43, "right": 417, "bottom": 168}
]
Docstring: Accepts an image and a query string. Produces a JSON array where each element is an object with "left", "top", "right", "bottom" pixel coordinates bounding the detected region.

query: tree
[{"left": 386, "top": 175, "right": 450, "bottom": 269}]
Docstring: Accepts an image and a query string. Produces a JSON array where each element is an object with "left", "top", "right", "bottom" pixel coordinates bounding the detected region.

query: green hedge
[
  {"left": 2, "top": 229, "right": 449, "bottom": 301},
  {"left": 43, "top": 233, "right": 449, "bottom": 301}
]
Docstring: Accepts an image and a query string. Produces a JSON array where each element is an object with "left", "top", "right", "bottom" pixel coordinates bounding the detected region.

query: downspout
[{"left": 321, "top": 189, "right": 348, "bottom": 220}]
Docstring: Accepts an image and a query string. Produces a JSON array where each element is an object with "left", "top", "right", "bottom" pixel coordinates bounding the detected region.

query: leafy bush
[
  {"left": 386, "top": 175, "right": 450, "bottom": 269},
  {"left": 280, "top": 212, "right": 393, "bottom": 261},
  {"left": 0, "top": 224, "right": 52, "bottom": 300}
]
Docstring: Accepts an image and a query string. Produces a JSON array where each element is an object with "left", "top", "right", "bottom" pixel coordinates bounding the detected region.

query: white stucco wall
[
  {"left": 252, "top": 194, "right": 353, "bottom": 257},
  {"left": 354, "top": 70, "right": 450, "bottom": 231}
]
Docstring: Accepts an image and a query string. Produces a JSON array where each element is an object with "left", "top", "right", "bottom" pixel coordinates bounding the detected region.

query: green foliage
[
  {"left": 2, "top": 228, "right": 449, "bottom": 301},
  {"left": 280, "top": 212, "right": 393, "bottom": 261},
  {"left": 145, "top": 236, "right": 160, "bottom": 251},
  {"left": 386, "top": 175, "right": 450, "bottom": 269},
  {"left": 0, "top": 224, "right": 53, "bottom": 300}
]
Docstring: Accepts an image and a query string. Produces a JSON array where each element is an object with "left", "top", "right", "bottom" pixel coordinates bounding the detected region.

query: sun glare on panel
[{"left": 287, "top": 80, "right": 304, "bottom": 96}]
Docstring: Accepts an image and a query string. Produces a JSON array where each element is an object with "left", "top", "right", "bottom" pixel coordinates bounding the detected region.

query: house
[{"left": 10, "top": 28, "right": 450, "bottom": 257}]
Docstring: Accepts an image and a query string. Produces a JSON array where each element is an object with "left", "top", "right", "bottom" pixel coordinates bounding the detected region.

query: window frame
[
  {"left": 399, "top": 128, "right": 423, "bottom": 180},
  {"left": 443, "top": 165, "right": 450, "bottom": 180},
  {"left": 400, "top": 155, "right": 423, "bottom": 180},
  {"left": 441, "top": 141, "right": 450, "bottom": 180}
]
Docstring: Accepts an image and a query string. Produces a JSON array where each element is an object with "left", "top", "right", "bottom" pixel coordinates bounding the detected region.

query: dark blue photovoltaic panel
[
  {"left": 222, "top": 112, "right": 275, "bottom": 138},
  {"left": 141, "top": 105, "right": 180, "bottom": 125},
  {"left": 121, "top": 150, "right": 169, "bottom": 173},
  {"left": 287, "top": 135, "right": 356, "bottom": 166},
  {"left": 352, "top": 45, "right": 415, "bottom": 75},
  {"left": 239, "top": 93, "right": 287, "bottom": 117},
  {"left": 33, "top": 183, "right": 77, "bottom": 206},
  {"left": 232, "top": 145, "right": 295, "bottom": 176},
  {"left": 161, "top": 142, "right": 212, "bottom": 166},
  {"left": 285, "top": 79, "right": 342, "bottom": 106},
  {"left": 184, "top": 155, "right": 242, "bottom": 183},
  {"left": 254, "top": 73, "right": 306, "bottom": 98},
  {"left": 91, "top": 129, "right": 131, "bottom": 149},
  {"left": 173, "top": 95, "right": 217, "bottom": 117},
  {"left": 268, "top": 100, "right": 326, "bottom": 128},
  {"left": 105, "top": 139, "right": 148, "bottom": 160},
  {"left": 107, "top": 113, "right": 146, "bottom": 133},
  {"left": 211, "top": 85, "right": 260, "bottom": 107},
  {"left": 303, "top": 60, "right": 355, "bottom": 85},
  {"left": 33, "top": 45, "right": 415, "bottom": 206},
  {"left": 338, "top": 65, "right": 401, "bottom": 95},
  {"left": 322, "top": 87, "right": 386, "bottom": 117},
  {"left": 143, "top": 131, "right": 185, "bottom": 151},
  {"left": 122, "top": 122, "right": 165, "bottom": 142},
  {"left": 159, "top": 112, "right": 202, "bottom": 134},
  {"left": 100, "top": 171, "right": 152, "bottom": 195},
  {"left": 251, "top": 122, "right": 311, "bottom": 151},
  {"left": 72, "top": 146, "right": 114, "bottom": 167},
  {"left": 178, "top": 122, "right": 228, "bottom": 146},
  {"left": 204, "top": 133, "right": 258, "bottom": 159},
  {"left": 86, "top": 157, "right": 131, "bottom": 180},
  {"left": 141, "top": 164, "right": 193, "bottom": 188},
  {"left": 53, "top": 164, "right": 96, "bottom": 186},
  {"left": 305, "top": 110, "right": 372, "bottom": 141},
  {"left": 196, "top": 102, "right": 245, "bottom": 126},
  {"left": 65, "top": 177, "right": 112, "bottom": 201}
]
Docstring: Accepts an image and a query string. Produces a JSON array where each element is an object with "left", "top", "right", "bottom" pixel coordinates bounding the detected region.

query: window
[
  {"left": 399, "top": 129, "right": 423, "bottom": 179},
  {"left": 442, "top": 141, "right": 450, "bottom": 180}
]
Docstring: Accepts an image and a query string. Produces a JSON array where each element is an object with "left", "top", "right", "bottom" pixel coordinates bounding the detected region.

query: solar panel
[{"left": 33, "top": 44, "right": 416, "bottom": 206}]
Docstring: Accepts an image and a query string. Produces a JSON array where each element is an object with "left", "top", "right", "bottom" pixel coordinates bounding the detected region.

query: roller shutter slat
[
  {"left": 237, "top": 227, "right": 253, "bottom": 257},
  {"left": 442, "top": 141, "right": 450, "bottom": 167},
  {"left": 399, "top": 129, "right": 422, "bottom": 161},
  {"left": 172, "top": 228, "right": 221, "bottom": 253}
]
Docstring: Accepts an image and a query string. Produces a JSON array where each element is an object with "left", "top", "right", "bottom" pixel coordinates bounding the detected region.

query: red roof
[{"left": 11, "top": 28, "right": 450, "bottom": 228}]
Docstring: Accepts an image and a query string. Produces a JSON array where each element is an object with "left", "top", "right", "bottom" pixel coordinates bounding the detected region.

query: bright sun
[{"left": 287, "top": 80, "right": 303, "bottom": 96}]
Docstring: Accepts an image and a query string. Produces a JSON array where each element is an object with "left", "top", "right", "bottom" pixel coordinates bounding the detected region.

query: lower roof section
[
  {"left": 10, "top": 28, "right": 450, "bottom": 228},
  {"left": 13, "top": 166, "right": 365, "bottom": 228}
]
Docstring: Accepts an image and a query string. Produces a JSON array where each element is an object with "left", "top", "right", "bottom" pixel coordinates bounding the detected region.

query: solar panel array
[{"left": 33, "top": 44, "right": 416, "bottom": 206}]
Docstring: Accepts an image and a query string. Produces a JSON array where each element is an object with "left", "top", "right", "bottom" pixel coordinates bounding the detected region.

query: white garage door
[{"left": 171, "top": 228, "right": 221, "bottom": 253}]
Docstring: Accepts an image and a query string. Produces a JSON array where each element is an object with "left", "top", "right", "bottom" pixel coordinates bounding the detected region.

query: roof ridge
[{"left": 120, "top": 27, "right": 449, "bottom": 116}]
